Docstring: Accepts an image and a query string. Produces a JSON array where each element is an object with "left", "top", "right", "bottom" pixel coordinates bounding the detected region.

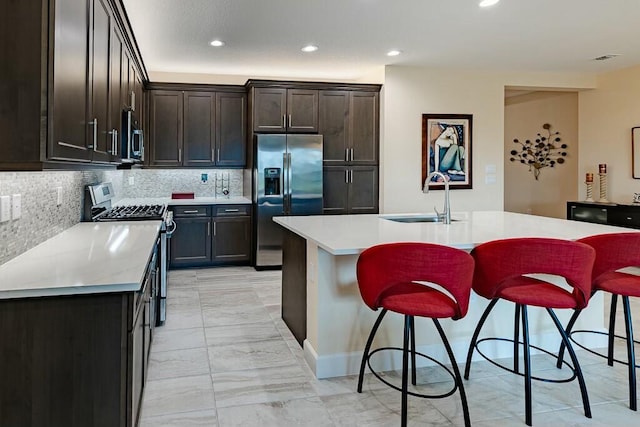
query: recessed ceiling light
[
  {"left": 479, "top": 0, "right": 500, "bottom": 7},
  {"left": 209, "top": 40, "right": 225, "bottom": 47},
  {"left": 301, "top": 45, "right": 318, "bottom": 53},
  {"left": 387, "top": 50, "right": 402, "bottom": 57}
]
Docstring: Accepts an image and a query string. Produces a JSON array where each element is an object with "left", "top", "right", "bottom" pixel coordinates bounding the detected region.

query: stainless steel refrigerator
[{"left": 254, "top": 134, "right": 323, "bottom": 268}]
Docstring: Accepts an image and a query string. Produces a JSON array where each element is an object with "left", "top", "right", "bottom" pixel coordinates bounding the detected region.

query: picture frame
[
  {"left": 422, "top": 113, "right": 473, "bottom": 190},
  {"left": 633, "top": 126, "right": 640, "bottom": 179}
]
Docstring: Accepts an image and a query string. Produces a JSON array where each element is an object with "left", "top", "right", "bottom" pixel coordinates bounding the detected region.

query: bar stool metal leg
[
  {"left": 514, "top": 303, "right": 521, "bottom": 374},
  {"left": 609, "top": 294, "right": 618, "bottom": 366},
  {"left": 556, "top": 308, "right": 581, "bottom": 369},
  {"left": 410, "top": 316, "right": 417, "bottom": 386},
  {"left": 357, "top": 309, "right": 388, "bottom": 393},
  {"left": 622, "top": 296, "right": 637, "bottom": 411},
  {"left": 464, "top": 298, "right": 499, "bottom": 379},
  {"left": 401, "top": 315, "right": 411, "bottom": 427},
  {"left": 433, "top": 318, "right": 471, "bottom": 427},
  {"left": 521, "top": 305, "right": 533, "bottom": 426},
  {"left": 547, "top": 308, "right": 592, "bottom": 419}
]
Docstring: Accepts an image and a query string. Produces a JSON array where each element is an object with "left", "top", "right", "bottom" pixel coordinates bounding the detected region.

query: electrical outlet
[
  {"left": 12, "top": 194, "right": 21, "bottom": 219},
  {"left": 201, "top": 173, "right": 208, "bottom": 184},
  {"left": 129, "top": 176, "right": 135, "bottom": 186},
  {"left": 0, "top": 196, "right": 10, "bottom": 222}
]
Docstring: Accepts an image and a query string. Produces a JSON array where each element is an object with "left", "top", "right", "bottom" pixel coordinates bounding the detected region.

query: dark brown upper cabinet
[
  {"left": 148, "top": 86, "right": 246, "bottom": 168},
  {"left": 0, "top": 0, "right": 146, "bottom": 170},
  {"left": 323, "top": 165, "right": 379, "bottom": 215},
  {"left": 252, "top": 88, "right": 318, "bottom": 133},
  {"left": 319, "top": 90, "right": 379, "bottom": 166}
]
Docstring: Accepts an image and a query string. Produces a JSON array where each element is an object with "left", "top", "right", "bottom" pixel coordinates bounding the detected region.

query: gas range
[
  {"left": 83, "top": 182, "right": 175, "bottom": 327},
  {"left": 95, "top": 204, "right": 166, "bottom": 221},
  {"left": 83, "top": 182, "right": 168, "bottom": 222}
]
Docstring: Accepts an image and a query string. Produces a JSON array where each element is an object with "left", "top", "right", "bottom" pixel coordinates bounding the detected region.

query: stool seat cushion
[
  {"left": 595, "top": 271, "right": 640, "bottom": 297},
  {"left": 496, "top": 276, "right": 577, "bottom": 309},
  {"left": 379, "top": 282, "right": 458, "bottom": 318}
]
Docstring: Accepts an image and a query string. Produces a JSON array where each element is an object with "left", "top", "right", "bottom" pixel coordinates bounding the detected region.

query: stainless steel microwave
[{"left": 121, "top": 109, "right": 144, "bottom": 163}]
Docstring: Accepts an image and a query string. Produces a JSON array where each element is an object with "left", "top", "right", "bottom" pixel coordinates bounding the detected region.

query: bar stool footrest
[
  {"left": 569, "top": 329, "right": 640, "bottom": 368},
  {"left": 475, "top": 337, "right": 578, "bottom": 383},
  {"left": 366, "top": 346, "right": 459, "bottom": 399}
]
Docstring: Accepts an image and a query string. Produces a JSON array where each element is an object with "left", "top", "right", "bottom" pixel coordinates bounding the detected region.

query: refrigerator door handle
[
  {"left": 283, "top": 152, "right": 288, "bottom": 214},
  {"left": 287, "top": 152, "right": 293, "bottom": 214}
]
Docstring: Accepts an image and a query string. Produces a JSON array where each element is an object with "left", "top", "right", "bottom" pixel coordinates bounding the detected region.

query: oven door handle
[{"left": 165, "top": 219, "right": 177, "bottom": 237}]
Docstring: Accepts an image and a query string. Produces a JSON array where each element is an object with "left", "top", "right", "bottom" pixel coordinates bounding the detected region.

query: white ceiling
[{"left": 122, "top": 0, "right": 640, "bottom": 82}]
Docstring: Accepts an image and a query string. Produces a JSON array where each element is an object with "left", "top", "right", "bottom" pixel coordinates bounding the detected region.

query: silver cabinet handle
[
  {"left": 131, "top": 91, "right": 136, "bottom": 111},
  {"left": 211, "top": 149, "right": 215, "bottom": 162},
  {"left": 288, "top": 114, "right": 292, "bottom": 128},
  {"left": 88, "top": 118, "right": 97, "bottom": 149},
  {"left": 283, "top": 115, "right": 286, "bottom": 129},
  {"left": 114, "top": 130, "right": 118, "bottom": 156},
  {"left": 213, "top": 222, "right": 217, "bottom": 236},
  {"left": 345, "top": 148, "right": 349, "bottom": 162},
  {"left": 345, "top": 169, "right": 349, "bottom": 183},
  {"left": 350, "top": 169, "right": 353, "bottom": 183},
  {"left": 224, "top": 208, "right": 239, "bottom": 212},
  {"left": 207, "top": 222, "right": 211, "bottom": 236},
  {"left": 108, "top": 130, "right": 114, "bottom": 153},
  {"left": 350, "top": 148, "right": 354, "bottom": 162},
  {"left": 217, "top": 148, "right": 220, "bottom": 163},
  {"left": 178, "top": 148, "right": 182, "bottom": 162},
  {"left": 183, "top": 210, "right": 200, "bottom": 214}
]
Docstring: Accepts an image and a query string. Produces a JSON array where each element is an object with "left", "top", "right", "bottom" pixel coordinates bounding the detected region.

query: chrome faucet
[{"left": 423, "top": 171, "right": 451, "bottom": 224}]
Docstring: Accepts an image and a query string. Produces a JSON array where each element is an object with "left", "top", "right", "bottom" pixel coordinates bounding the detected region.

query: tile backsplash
[
  {"left": 0, "top": 168, "right": 245, "bottom": 265},
  {"left": 119, "top": 169, "right": 243, "bottom": 199}
]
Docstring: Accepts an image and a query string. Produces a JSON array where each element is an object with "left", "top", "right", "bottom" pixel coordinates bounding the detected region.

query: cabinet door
[
  {"left": 319, "top": 91, "right": 349, "bottom": 164},
  {"left": 49, "top": 0, "right": 91, "bottom": 162},
  {"left": 350, "top": 91, "right": 379, "bottom": 164},
  {"left": 184, "top": 91, "right": 215, "bottom": 167},
  {"left": 212, "top": 216, "right": 251, "bottom": 263},
  {"left": 88, "top": 0, "right": 111, "bottom": 163},
  {"left": 108, "top": 25, "right": 123, "bottom": 161},
  {"left": 253, "top": 88, "right": 286, "bottom": 132},
  {"left": 129, "top": 301, "right": 144, "bottom": 427},
  {"left": 170, "top": 217, "right": 211, "bottom": 267},
  {"left": 121, "top": 50, "right": 131, "bottom": 110},
  {"left": 607, "top": 208, "right": 640, "bottom": 229},
  {"left": 349, "top": 166, "right": 379, "bottom": 214},
  {"left": 322, "top": 166, "right": 350, "bottom": 215},
  {"left": 149, "top": 90, "right": 183, "bottom": 166},
  {"left": 216, "top": 92, "right": 246, "bottom": 166},
  {"left": 287, "top": 89, "right": 318, "bottom": 133}
]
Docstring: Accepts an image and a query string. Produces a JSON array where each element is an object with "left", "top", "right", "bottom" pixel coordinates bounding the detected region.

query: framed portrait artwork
[{"left": 422, "top": 113, "right": 473, "bottom": 190}]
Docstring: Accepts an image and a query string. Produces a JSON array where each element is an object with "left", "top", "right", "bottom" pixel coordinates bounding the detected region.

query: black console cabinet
[{"left": 567, "top": 201, "right": 640, "bottom": 229}]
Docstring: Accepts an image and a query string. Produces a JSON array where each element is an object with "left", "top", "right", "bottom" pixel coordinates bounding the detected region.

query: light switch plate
[
  {"left": 0, "top": 196, "right": 10, "bottom": 222},
  {"left": 12, "top": 194, "right": 21, "bottom": 219}
]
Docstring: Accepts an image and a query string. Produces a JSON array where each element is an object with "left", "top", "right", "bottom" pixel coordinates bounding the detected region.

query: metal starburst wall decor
[{"left": 509, "top": 123, "right": 568, "bottom": 180}]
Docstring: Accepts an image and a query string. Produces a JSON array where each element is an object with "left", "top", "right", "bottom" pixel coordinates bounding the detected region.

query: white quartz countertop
[
  {"left": 115, "top": 196, "right": 251, "bottom": 206},
  {"left": 0, "top": 221, "right": 161, "bottom": 299},
  {"left": 273, "top": 211, "right": 635, "bottom": 255}
]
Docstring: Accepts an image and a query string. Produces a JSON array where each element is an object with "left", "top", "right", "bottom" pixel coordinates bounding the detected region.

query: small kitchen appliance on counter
[{"left": 83, "top": 182, "right": 175, "bottom": 325}]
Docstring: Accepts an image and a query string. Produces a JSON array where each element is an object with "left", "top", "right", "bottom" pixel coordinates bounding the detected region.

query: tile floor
[{"left": 139, "top": 267, "right": 640, "bottom": 426}]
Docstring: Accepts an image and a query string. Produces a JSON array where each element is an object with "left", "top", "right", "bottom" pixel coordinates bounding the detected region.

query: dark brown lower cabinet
[
  {"left": 170, "top": 217, "right": 212, "bottom": 267},
  {"left": 169, "top": 204, "right": 251, "bottom": 268},
  {"left": 0, "top": 266, "right": 155, "bottom": 427},
  {"left": 323, "top": 166, "right": 379, "bottom": 214}
]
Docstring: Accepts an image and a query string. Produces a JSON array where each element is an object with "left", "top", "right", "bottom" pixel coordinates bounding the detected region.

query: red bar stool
[
  {"left": 557, "top": 232, "right": 640, "bottom": 410},
  {"left": 356, "top": 242, "right": 475, "bottom": 427},
  {"left": 463, "top": 238, "right": 595, "bottom": 426}
]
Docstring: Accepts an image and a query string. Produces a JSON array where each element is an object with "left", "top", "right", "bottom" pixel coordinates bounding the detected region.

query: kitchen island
[
  {"left": 0, "top": 221, "right": 161, "bottom": 427},
  {"left": 274, "top": 211, "right": 633, "bottom": 379}
]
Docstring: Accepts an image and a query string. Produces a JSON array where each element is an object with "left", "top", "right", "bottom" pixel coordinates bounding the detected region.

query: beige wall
[
  {"left": 579, "top": 65, "right": 640, "bottom": 204},
  {"left": 381, "top": 66, "right": 595, "bottom": 214},
  {"left": 504, "top": 92, "right": 579, "bottom": 218}
]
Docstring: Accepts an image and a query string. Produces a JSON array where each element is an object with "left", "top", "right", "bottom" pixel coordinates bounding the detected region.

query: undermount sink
[{"left": 380, "top": 214, "right": 458, "bottom": 223}]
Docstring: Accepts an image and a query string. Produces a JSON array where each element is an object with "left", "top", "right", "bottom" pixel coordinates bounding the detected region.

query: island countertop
[
  {"left": 0, "top": 221, "right": 161, "bottom": 299},
  {"left": 273, "top": 210, "right": 633, "bottom": 255}
]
